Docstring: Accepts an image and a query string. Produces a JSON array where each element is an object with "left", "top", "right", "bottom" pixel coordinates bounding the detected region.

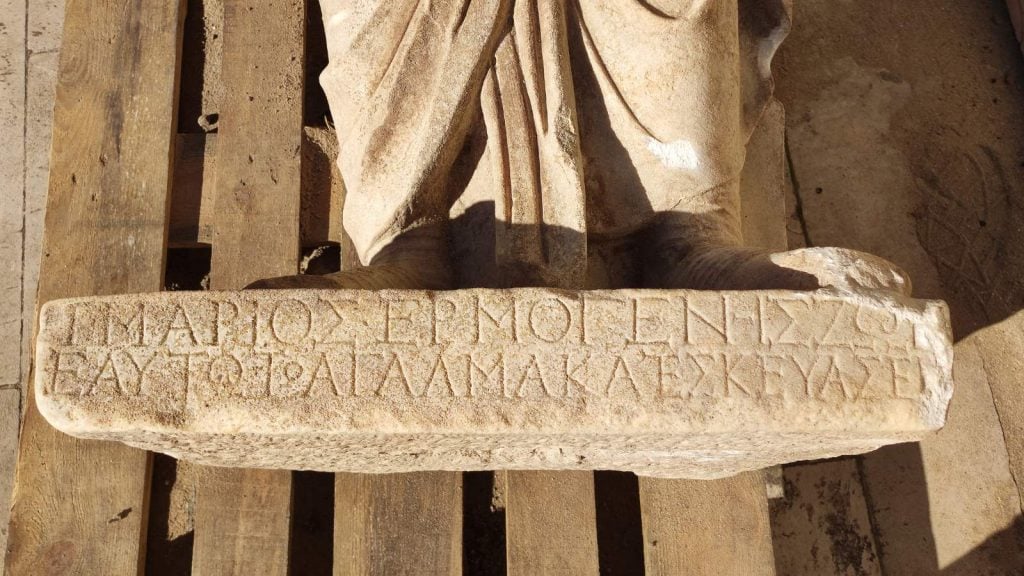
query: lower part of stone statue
[{"left": 35, "top": 288, "right": 952, "bottom": 479}]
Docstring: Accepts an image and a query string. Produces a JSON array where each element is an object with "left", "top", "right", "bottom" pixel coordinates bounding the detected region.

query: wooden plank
[
  {"left": 189, "top": 0, "right": 305, "bottom": 574},
  {"left": 168, "top": 127, "right": 345, "bottom": 247},
  {"left": 640, "top": 472, "right": 775, "bottom": 576},
  {"left": 329, "top": 159, "right": 463, "bottom": 574},
  {"left": 334, "top": 473, "right": 462, "bottom": 575},
  {"left": 499, "top": 58, "right": 599, "bottom": 568},
  {"left": 329, "top": 40, "right": 462, "bottom": 568},
  {"left": 330, "top": 188, "right": 463, "bottom": 573},
  {"left": 634, "top": 99, "right": 787, "bottom": 576},
  {"left": 741, "top": 100, "right": 789, "bottom": 251},
  {"left": 3, "top": 0, "right": 185, "bottom": 573},
  {"left": 169, "top": 132, "right": 218, "bottom": 244},
  {"left": 205, "top": 0, "right": 305, "bottom": 286},
  {"left": 506, "top": 471, "right": 599, "bottom": 575},
  {"left": 769, "top": 459, "right": 881, "bottom": 576},
  {"left": 192, "top": 468, "right": 293, "bottom": 575},
  {"left": 770, "top": 101, "right": 882, "bottom": 574},
  {"left": 746, "top": 99, "right": 787, "bottom": 499}
]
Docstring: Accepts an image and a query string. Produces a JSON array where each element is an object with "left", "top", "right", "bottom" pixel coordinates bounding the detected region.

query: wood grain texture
[
  {"left": 769, "top": 460, "right": 881, "bottom": 576},
  {"left": 634, "top": 98, "right": 785, "bottom": 576},
  {"left": 3, "top": 0, "right": 185, "bottom": 573},
  {"left": 192, "top": 467, "right": 293, "bottom": 574},
  {"left": 190, "top": 0, "right": 305, "bottom": 574},
  {"left": 169, "top": 133, "right": 218, "bottom": 244},
  {"left": 499, "top": 66, "right": 599, "bottom": 568},
  {"left": 506, "top": 471, "right": 599, "bottom": 576},
  {"left": 168, "top": 127, "right": 345, "bottom": 247},
  {"left": 207, "top": 0, "right": 304, "bottom": 287},
  {"left": 335, "top": 473, "right": 463, "bottom": 576},
  {"left": 640, "top": 472, "right": 775, "bottom": 576},
  {"left": 330, "top": 51, "right": 463, "bottom": 571}
]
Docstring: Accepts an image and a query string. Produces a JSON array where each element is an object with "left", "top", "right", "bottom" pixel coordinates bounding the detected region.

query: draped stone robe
[{"left": 319, "top": 0, "right": 792, "bottom": 287}]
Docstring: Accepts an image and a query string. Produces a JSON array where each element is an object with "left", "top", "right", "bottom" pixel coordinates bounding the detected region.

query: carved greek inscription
[{"left": 37, "top": 290, "right": 943, "bottom": 407}]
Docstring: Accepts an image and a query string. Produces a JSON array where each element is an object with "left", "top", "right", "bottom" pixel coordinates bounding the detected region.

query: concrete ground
[
  {"left": 0, "top": 0, "right": 63, "bottom": 562},
  {"left": 774, "top": 2, "right": 1024, "bottom": 574},
  {"left": 1, "top": 0, "right": 1023, "bottom": 573}
]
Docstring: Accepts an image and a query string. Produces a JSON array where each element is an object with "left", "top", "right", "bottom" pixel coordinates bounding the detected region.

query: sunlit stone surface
[{"left": 36, "top": 288, "right": 952, "bottom": 479}]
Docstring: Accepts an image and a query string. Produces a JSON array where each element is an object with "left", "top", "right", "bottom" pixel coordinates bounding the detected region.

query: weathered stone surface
[
  {"left": 2, "top": 0, "right": 28, "bottom": 561},
  {"left": 36, "top": 288, "right": 952, "bottom": 479}
]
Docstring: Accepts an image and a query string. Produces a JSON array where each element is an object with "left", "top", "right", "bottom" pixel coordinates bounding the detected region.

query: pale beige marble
[
  {"left": 282, "top": 0, "right": 801, "bottom": 292},
  {"left": 36, "top": 288, "right": 952, "bottom": 479}
]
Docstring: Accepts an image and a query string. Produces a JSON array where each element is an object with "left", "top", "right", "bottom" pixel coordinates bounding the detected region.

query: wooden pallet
[{"left": 4, "top": 1, "right": 779, "bottom": 574}]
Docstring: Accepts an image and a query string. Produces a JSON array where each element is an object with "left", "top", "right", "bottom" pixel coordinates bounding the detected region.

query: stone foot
[{"left": 647, "top": 245, "right": 911, "bottom": 295}]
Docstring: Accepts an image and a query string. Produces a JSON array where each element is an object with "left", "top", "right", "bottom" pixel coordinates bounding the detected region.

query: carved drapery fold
[{"left": 319, "top": 0, "right": 792, "bottom": 283}]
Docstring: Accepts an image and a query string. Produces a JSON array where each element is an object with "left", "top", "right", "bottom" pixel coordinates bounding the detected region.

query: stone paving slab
[
  {"left": 0, "top": 0, "right": 28, "bottom": 563},
  {"left": 35, "top": 288, "right": 952, "bottom": 479},
  {"left": 0, "top": 390, "right": 18, "bottom": 561}
]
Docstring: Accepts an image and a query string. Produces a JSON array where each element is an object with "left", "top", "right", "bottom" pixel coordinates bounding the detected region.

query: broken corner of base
[{"left": 34, "top": 287, "right": 953, "bottom": 480}]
